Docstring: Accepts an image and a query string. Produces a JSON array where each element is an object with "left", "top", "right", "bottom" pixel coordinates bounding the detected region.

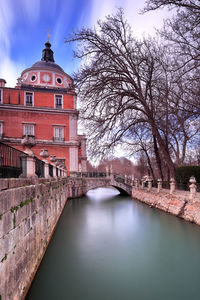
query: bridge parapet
[{"left": 79, "top": 173, "right": 133, "bottom": 196}]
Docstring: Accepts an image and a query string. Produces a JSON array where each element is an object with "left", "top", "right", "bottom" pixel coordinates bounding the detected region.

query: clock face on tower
[{"left": 42, "top": 74, "right": 51, "bottom": 82}]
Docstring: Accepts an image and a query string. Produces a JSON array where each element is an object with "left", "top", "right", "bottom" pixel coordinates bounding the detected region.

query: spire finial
[{"left": 47, "top": 28, "right": 51, "bottom": 42}]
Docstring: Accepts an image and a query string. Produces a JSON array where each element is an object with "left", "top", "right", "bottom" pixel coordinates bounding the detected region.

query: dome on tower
[
  {"left": 31, "top": 61, "right": 64, "bottom": 73},
  {"left": 17, "top": 40, "right": 72, "bottom": 89}
]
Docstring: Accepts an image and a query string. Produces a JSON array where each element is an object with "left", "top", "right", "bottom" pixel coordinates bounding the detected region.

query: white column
[
  {"left": 69, "top": 147, "right": 78, "bottom": 171},
  {"left": 170, "top": 178, "right": 176, "bottom": 194},
  {"left": 189, "top": 176, "right": 197, "bottom": 200},
  {"left": 69, "top": 115, "right": 78, "bottom": 141},
  {"left": 44, "top": 162, "right": 50, "bottom": 178},
  {"left": 157, "top": 179, "right": 162, "bottom": 193},
  {"left": 26, "top": 156, "right": 36, "bottom": 177}
]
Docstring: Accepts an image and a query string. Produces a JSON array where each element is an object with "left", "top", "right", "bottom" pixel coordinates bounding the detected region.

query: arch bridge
[{"left": 70, "top": 172, "right": 133, "bottom": 197}]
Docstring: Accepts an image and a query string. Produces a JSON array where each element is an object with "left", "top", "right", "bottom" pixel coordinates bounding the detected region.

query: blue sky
[{"left": 0, "top": 0, "right": 169, "bottom": 87}]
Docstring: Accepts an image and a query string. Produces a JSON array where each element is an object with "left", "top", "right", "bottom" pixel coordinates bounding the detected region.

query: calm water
[{"left": 26, "top": 188, "right": 200, "bottom": 300}]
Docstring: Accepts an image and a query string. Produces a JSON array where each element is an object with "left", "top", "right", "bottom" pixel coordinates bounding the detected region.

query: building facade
[{"left": 0, "top": 40, "right": 87, "bottom": 173}]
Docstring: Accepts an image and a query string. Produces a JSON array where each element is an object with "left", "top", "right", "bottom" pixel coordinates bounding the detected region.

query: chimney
[{"left": 0, "top": 79, "right": 6, "bottom": 87}]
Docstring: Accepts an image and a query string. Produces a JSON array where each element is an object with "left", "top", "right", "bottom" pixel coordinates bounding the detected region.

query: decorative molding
[
  {"left": 1, "top": 137, "right": 79, "bottom": 146},
  {"left": 0, "top": 85, "right": 77, "bottom": 96},
  {"left": 22, "top": 122, "right": 36, "bottom": 125},
  {"left": 0, "top": 104, "right": 78, "bottom": 115},
  {"left": 52, "top": 124, "right": 66, "bottom": 127}
]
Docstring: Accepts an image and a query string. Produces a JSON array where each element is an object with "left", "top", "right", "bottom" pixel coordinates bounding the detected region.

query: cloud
[
  {"left": 20, "top": 0, "right": 41, "bottom": 24},
  {"left": 0, "top": 0, "right": 13, "bottom": 50},
  {"left": 0, "top": 0, "right": 42, "bottom": 87},
  {"left": 89, "top": 0, "right": 117, "bottom": 26},
  {"left": 87, "top": 0, "right": 169, "bottom": 38},
  {"left": 0, "top": 0, "right": 15, "bottom": 86},
  {"left": 0, "top": 57, "right": 25, "bottom": 87}
]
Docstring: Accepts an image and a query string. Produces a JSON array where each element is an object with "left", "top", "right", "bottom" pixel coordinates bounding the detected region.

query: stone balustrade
[
  {"left": 131, "top": 175, "right": 199, "bottom": 202},
  {"left": 20, "top": 148, "right": 67, "bottom": 179}
]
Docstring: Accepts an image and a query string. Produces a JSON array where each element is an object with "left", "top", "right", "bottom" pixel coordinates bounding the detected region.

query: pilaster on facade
[
  {"left": 69, "top": 115, "right": 78, "bottom": 141},
  {"left": 81, "top": 159, "right": 87, "bottom": 172},
  {"left": 79, "top": 135, "right": 87, "bottom": 157},
  {"left": 73, "top": 95, "right": 77, "bottom": 109},
  {"left": 69, "top": 147, "right": 78, "bottom": 171}
]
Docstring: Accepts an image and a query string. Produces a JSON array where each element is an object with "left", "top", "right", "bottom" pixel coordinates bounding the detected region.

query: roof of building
[
  {"left": 31, "top": 60, "right": 64, "bottom": 73},
  {"left": 31, "top": 40, "right": 64, "bottom": 72}
]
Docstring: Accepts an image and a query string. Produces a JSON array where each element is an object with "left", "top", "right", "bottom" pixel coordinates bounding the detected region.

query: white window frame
[
  {"left": 54, "top": 94, "right": 63, "bottom": 109},
  {"left": 24, "top": 91, "right": 34, "bottom": 106},
  {"left": 0, "top": 89, "right": 3, "bottom": 104},
  {"left": 23, "top": 123, "right": 35, "bottom": 136},
  {"left": 30, "top": 74, "right": 37, "bottom": 82},
  {"left": 53, "top": 126, "right": 64, "bottom": 141},
  {"left": 56, "top": 77, "right": 63, "bottom": 85}
]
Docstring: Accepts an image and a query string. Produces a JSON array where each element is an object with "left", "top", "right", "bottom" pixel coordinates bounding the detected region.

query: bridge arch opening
[
  {"left": 110, "top": 185, "right": 129, "bottom": 196},
  {"left": 86, "top": 186, "right": 129, "bottom": 196}
]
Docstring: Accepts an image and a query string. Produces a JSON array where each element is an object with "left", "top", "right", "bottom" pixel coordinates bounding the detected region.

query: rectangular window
[
  {"left": 25, "top": 92, "right": 33, "bottom": 106},
  {"left": 55, "top": 95, "right": 63, "bottom": 109},
  {"left": 54, "top": 127, "right": 64, "bottom": 141},
  {"left": 24, "top": 124, "right": 34, "bottom": 136},
  {"left": 0, "top": 90, "right": 2, "bottom": 104}
]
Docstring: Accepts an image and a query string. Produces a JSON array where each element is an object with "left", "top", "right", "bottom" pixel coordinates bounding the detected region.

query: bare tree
[
  {"left": 143, "top": 0, "right": 200, "bottom": 113},
  {"left": 66, "top": 9, "right": 199, "bottom": 177},
  {"left": 143, "top": 1, "right": 200, "bottom": 165}
]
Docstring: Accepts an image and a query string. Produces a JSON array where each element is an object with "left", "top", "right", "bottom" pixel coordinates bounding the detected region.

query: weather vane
[{"left": 47, "top": 28, "right": 51, "bottom": 42}]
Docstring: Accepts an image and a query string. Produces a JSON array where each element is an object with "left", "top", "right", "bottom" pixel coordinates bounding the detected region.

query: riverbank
[
  {"left": 132, "top": 188, "right": 200, "bottom": 225},
  {"left": 0, "top": 178, "right": 69, "bottom": 300}
]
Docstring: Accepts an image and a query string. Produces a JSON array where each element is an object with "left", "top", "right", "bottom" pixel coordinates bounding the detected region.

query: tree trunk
[
  {"left": 144, "top": 149, "right": 156, "bottom": 182},
  {"left": 153, "top": 135, "right": 164, "bottom": 180},
  {"left": 150, "top": 121, "right": 175, "bottom": 178}
]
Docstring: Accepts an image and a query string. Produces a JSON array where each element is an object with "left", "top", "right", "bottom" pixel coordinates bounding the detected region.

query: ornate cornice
[
  {"left": 0, "top": 86, "right": 77, "bottom": 96},
  {"left": 1, "top": 137, "right": 80, "bottom": 147},
  {"left": 0, "top": 104, "right": 79, "bottom": 115}
]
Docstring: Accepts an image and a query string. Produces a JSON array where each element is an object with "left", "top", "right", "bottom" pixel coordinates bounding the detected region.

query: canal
[{"left": 26, "top": 188, "right": 200, "bottom": 300}]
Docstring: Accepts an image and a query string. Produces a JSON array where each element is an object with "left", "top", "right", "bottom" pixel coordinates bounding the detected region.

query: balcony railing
[
  {"left": 35, "top": 157, "right": 45, "bottom": 178},
  {"left": 0, "top": 141, "right": 28, "bottom": 178}
]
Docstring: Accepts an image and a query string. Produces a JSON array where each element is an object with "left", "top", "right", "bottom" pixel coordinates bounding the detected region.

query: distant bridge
[{"left": 69, "top": 172, "right": 133, "bottom": 197}]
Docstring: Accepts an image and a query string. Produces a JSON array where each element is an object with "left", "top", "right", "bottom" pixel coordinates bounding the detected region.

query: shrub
[{"left": 175, "top": 166, "right": 200, "bottom": 184}]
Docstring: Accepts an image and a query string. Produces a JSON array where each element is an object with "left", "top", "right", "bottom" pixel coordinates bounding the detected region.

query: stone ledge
[
  {"left": 0, "top": 179, "right": 9, "bottom": 191},
  {"left": 132, "top": 188, "right": 200, "bottom": 226},
  {"left": 0, "top": 178, "right": 35, "bottom": 191},
  {"left": 0, "top": 177, "right": 69, "bottom": 191}
]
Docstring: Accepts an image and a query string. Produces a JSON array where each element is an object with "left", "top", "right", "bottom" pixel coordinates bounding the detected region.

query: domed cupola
[{"left": 18, "top": 40, "right": 73, "bottom": 89}]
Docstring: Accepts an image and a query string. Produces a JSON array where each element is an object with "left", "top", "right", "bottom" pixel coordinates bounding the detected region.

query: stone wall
[
  {"left": 0, "top": 177, "right": 70, "bottom": 300},
  {"left": 132, "top": 188, "right": 200, "bottom": 225}
]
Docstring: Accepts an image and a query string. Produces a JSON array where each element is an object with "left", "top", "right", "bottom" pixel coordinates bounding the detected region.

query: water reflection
[
  {"left": 87, "top": 186, "right": 120, "bottom": 201},
  {"left": 26, "top": 187, "right": 200, "bottom": 300}
]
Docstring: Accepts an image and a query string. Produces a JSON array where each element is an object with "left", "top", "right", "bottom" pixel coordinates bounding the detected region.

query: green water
[{"left": 26, "top": 188, "right": 200, "bottom": 300}]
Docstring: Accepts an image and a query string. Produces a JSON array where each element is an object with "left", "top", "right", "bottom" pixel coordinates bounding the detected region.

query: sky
[{"left": 0, "top": 0, "right": 170, "bottom": 88}]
